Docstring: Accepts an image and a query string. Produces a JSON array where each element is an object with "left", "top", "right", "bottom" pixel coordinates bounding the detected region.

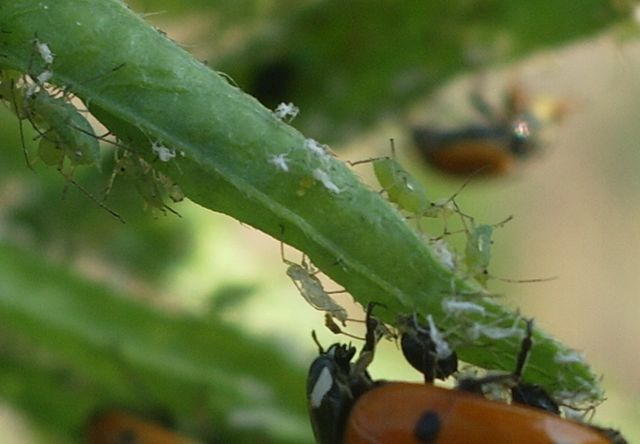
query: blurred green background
[{"left": 0, "top": 0, "right": 638, "bottom": 442}]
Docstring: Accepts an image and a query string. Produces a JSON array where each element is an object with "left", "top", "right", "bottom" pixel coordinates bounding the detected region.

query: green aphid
[
  {"left": 285, "top": 261, "right": 348, "bottom": 324},
  {"left": 27, "top": 92, "right": 100, "bottom": 167},
  {"left": 464, "top": 224, "right": 494, "bottom": 284},
  {"left": 372, "top": 155, "right": 431, "bottom": 214},
  {"left": 352, "top": 140, "right": 463, "bottom": 221},
  {"left": 108, "top": 149, "right": 182, "bottom": 216}
]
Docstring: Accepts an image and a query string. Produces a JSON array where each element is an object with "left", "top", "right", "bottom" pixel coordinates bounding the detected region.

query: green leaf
[{"left": 0, "top": 242, "right": 309, "bottom": 442}]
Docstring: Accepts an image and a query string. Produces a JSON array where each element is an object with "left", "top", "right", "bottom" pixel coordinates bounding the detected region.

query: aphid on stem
[
  {"left": 462, "top": 215, "right": 556, "bottom": 286},
  {"left": 280, "top": 243, "right": 348, "bottom": 325},
  {"left": 349, "top": 139, "right": 474, "bottom": 234}
]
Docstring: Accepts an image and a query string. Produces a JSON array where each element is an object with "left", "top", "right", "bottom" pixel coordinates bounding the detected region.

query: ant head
[{"left": 400, "top": 314, "right": 458, "bottom": 383}]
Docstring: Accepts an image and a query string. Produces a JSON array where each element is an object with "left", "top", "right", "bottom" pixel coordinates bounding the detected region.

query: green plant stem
[{"left": 0, "top": 0, "right": 603, "bottom": 403}]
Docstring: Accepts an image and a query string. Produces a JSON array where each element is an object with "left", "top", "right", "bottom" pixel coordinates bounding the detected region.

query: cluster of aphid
[
  {"left": 285, "top": 121, "right": 564, "bottom": 323},
  {"left": 279, "top": 122, "right": 553, "bottom": 346},
  {"left": 271, "top": 100, "right": 614, "bottom": 440},
  {"left": 0, "top": 38, "right": 185, "bottom": 220},
  {"left": 347, "top": 138, "right": 539, "bottom": 290},
  {"left": 0, "top": 41, "right": 100, "bottom": 173}
]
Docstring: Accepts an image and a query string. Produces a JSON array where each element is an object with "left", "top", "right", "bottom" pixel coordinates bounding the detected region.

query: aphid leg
[
  {"left": 324, "top": 314, "right": 363, "bottom": 341},
  {"left": 9, "top": 79, "right": 34, "bottom": 170},
  {"left": 103, "top": 148, "right": 125, "bottom": 202},
  {"left": 58, "top": 168, "right": 125, "bottom": 223}
]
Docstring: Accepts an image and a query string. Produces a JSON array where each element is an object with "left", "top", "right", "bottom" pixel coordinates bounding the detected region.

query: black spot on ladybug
[{"left": 414, "top": 410, "right": 441, "bottom": 443}]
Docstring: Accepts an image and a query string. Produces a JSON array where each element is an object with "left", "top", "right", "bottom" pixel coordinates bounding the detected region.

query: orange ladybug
[{"left": 88, "top": 410, "right": 198, "bottom": 444}]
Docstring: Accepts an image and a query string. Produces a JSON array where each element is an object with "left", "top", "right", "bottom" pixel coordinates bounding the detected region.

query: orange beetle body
[
  {"left": 88, "top": 410, "right": 197, "bottom": 444},
  {"left": 411, "top": 83, "right": 564, "bottom": 176},
  {"left": 412, "top": 124, "right": 531, "bottom": 176},
  {"left": 344, "top": 382, "right": 611, "bottom": 444}
]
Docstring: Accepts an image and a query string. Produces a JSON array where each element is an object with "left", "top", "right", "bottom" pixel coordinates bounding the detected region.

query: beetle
[
  {"left": 307, "top": 308, "right": 626, "bottom": 443},
  {"left": 412, "top": 84, "right": 566, "bottom": 177},
  {"left": 412, "top": 122, "right": 537, "bottom": 177},
  {"left": 87, "top": 410, "right": 198, "bottom": 444}
]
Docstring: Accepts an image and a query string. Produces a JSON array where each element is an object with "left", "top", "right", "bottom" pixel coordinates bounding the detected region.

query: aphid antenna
[
  {"left": 347, "top": 155, "right": 388, "bottom": 167},
  {"left": 490, "top": 274, "right": 558, "bottom": 284},
  {"left": 493, "top": 214, "right": 514, "bottom": 229},
  {"left": 440, "top": 164, "right": 489, "bottom": 207},
  {"left": 59, "top": 170, "right": 125, "bottom": 224},
  {"left": 68, "top": 122, "right": 136, "bottom": 152},
  {"left": 55, "top": 62, "right": 127, "bottom": 97},
  {"left": 347, "top": 138, "right": 398, "bottom": 167},
  {"left": 324, "top": 314, "right": 365, "bottom": 341}
]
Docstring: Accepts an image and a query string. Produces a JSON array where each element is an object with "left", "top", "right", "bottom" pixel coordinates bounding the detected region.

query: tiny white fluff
[
  {"left": 36, "top": 70, "right": 53, "bottom": 85},
  {"left": 312, "top": 168, "right": 341, "bottom": 194},
  {"left": 442, "top": 299, "right": 485, "bottom": 316},
  {"left": 554, "top": 350, "right": 585, "bottom": 365},
  {"left": 274, "top": 102, "right": 299, "bottom": 121},
  {"left": 431, "top": 239, "right": 455, "bottom": 270},
  {"left": 268, "top": 153, "right": 289, "bottom": 172},
  {"left": 35, "top": 40, "right": 54, "bottom": 65},
  {"left": 426, "top": 314, "right": 452, "bottom": 360},
  {"left": 466, "top": 321, "right": 520, "bottom": 341},
  {"left": 304, "top": 138, "right": 328, "bottom": 158},
  {"left": 151, "top": 141, "right": 176, "bottom": 162}
]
